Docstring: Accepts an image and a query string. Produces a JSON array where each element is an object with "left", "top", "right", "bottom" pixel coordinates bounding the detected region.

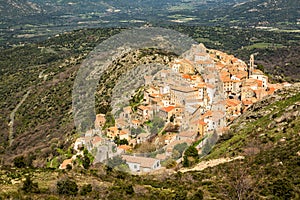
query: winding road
[
  {"left": 8, "top": 89, "right": 31, "bottom": 146},
  {"left": 179, "top": 156, "right": 245, "bottom": 173}
]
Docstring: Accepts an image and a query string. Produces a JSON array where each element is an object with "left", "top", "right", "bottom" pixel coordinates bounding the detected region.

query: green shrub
[
  {"left": 21, "top": 176, "right": 40, "bottom": 193},
  {"left": 56, "top": 178, "right": 78, "bottom": 196},
  {"left": 183, "top": 146, "right": 199, "bottom": 167},
  {"left": 80, "top": 184, "right": 92, "bottom": 195},
  {"left": 13, "top": 156, "right": 26, "bottom": 168},
  {"left": 190, "top": 189, "right": 204, "bottom": 200}
]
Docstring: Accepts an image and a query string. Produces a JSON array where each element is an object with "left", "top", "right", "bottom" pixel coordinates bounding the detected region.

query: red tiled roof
[
  {"left": 179, "top": 58, "right": 194, "bottom": 66},
  {"left": 138, "top": 105, "right": 149, "bottom": 111},
  {"left": 255, "top": 80, "right": 263, "bottom": 87},
  {"left": 132, "top": 119, "right": 141, "bottom": 124},
  {"left": 108, "top": 126, "right": 118, "bottom": 132},
  {"left": 118, "top": 145, "right": 132, "bottom": 151},
  {"left": 60, "top": 159, "right": 72, "bottom": 169},
  {"left": 92, "top": 136, "right": 102, "bottom": 145},
  {"left": 160, "top": 106, "right": 175, "bottom": 113},
  {"left": 196, "top": 83, "right": 206, "bottom": 88},
  {"left": 242, "top": 99, "right": 253, "bottom": 106},
  {"left": 123, "top": 106, "right": 132, "bottom": 113},
  {"left": 196, "top": 60, "right": 214, "bottom": 65},
  {"left": 119, "top": 130, "right": 129, "bottom": 135},
  {"left": 192, "top": 119, "right": 207, "bottom": 125},
  {"left": 182, "top": 74, "right": 192, "bottom": 79},
  {"left": 226, "top": 99, "right": 241, "bottom": 107},
  {"left": 202, "top": 110, "right": 213, "bottom": 118}
]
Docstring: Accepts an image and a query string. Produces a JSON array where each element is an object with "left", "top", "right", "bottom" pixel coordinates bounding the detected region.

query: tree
[
  {"left": 191, "top": 189, "right": 204, "bottom": 200},
  {"left": 82, "top": 148, "right": 93, "bottom": 169},
  {"left": 13, "top": 156, "right": 26, "bottom": 168},
  {"left": 201, "top": 131, "right": 218, "bottom": 156},
  {"left": 82, "top": 156, "right": 90, "bottom": 169},
  {"left": 114, "top": 136, "right": 129, "bottom": 146},
  {"left": 21, "top": 176, "right": 39, "bottom": 193},
  {"left": 153, "top": 116, "right": 165, "bottom": 128},
  {"left": 119, "top": 138, "right": 129, "bottom": 145},
  {"left": 104, "top": 112, "right": 115, "bottom": 128},
  {"left": 270, "top": 178, "right": 293, "bottom": 199},
  {"left": 183, "top": 145, "right": 199, "bottom": 167},
  {"left": 170, "top": 114, "right": 175, "bottom": 122},
  {"left": 150, "top": 117, "right": 165, "bottom": 134},
  {"left": 174, "top": 187, "right": 188, "bottom": 200},
  {"left": 57, "top": 178, "right": 78, "bottom": 196},
  {"left": 66, "top": 164, "right": 72, "bottom": 170},
  {"left": 107, "top": 155, "right": 129, "bottom": 171},
  {"left": 80, "top": 184, "right": 92, "bottom": 195},
  {"left": 173, "top": 142, "right": 188, "bottom": 159},
  {"left": 165, "top": 159, "right": 177, "bottom": 169},
  {"left": 219, "top": 162, "right": 253, "bottom": 200},
  {"left": 131, "top": 127, "right": 143, "bottom": 136}
]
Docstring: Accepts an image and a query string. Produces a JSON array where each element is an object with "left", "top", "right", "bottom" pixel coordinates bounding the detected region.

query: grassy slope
[
  {"left": 0, "top": 86, "right": 299, "bottom": 200},
  {"left": 206, "top": 84, "right": 300, "bottom": 159},
  {"left": 0, "top": 25, "right": 299, "bottom": 163}
]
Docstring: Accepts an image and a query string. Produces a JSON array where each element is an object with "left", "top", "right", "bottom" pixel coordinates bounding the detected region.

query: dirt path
[
  {"left": 179, "top": 156, "right": 245, "bottom": 173},
  {"left": 8, "top": 89, "right": 31, "bottom": 146}
]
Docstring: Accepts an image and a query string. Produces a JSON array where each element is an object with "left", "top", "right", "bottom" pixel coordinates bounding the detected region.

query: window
[{"left": 134, "top": 165, "right": 137, "bottom": 169}]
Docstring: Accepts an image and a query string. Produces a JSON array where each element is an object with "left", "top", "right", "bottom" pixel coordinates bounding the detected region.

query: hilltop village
[{"left": 61, "top": 44, "right": 290, "bottom": 172}]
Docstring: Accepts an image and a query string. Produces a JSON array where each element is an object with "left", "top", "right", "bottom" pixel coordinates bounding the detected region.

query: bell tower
[{"left": 248, "top": 54, "right": 255, "bottom": 78}]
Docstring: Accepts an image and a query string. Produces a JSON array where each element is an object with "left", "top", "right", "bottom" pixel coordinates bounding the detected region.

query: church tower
[{"left": 248, "top": 54, "right": 255, "bottom": 78}]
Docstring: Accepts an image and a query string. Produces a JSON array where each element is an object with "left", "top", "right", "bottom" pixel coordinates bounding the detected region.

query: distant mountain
[
  {"left": 0, "top": 0, "right": 42, "bottom": 18},
  {"left": 2, "top": 0, "right": 298, "bottom": 28},
  {"left": 211, "top": 0, "right": 300, "bottom": 28},
  {"left": 0, "top": 0, "right": 298, "bottom": 46},
  {"left": 0, "top": 29, "right": 299, "bottom": 197}
]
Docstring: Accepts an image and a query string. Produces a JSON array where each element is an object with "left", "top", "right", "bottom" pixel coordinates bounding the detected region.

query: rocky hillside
[
  {"left": 0, "top": 28, "right": 177, "bottom": 166},
  {"left": 207, "top": 82, "right": 300, "bottom": 159},
  {"left": 0, "top": 26, "right": 299, "bottom": 166},
  {"left": 209, "top": 0, "right": 300, "bottom": 28},
  {"left": 0, "top": 82, "right": 299, "bottom": 199}
]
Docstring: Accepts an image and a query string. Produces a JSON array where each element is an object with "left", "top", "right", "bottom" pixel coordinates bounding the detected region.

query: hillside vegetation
[
  {"left": 1, "top": 0, "right": 299, "bottom": 46},
  {"left": 0, "top": 83, "right": 299, "bottom": 199},
  {"left": 0, "top": 26, "right": 299, "bottom": 166}
]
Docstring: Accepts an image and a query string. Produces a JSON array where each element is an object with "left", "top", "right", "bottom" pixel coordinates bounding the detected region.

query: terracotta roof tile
[
  {"left": 160, "top": 106, "right": 175, "bottom": 113},
  {"left": 118, "top": 145, "right": 132, "bottom": 151}
]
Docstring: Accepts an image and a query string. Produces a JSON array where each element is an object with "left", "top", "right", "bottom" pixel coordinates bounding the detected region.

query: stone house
[
  {"left": 176, "top": 131, "right": 198, "bottom": 141},
  {"left": 137, "top": 132, "right": 150, "bottom": 144},
  {"left": 170, "top": 86, "right": 198, "bottom": 105},
  {"left": 159, "top": 106, "right": 175, "bottom": 122},
  {"left": 190, "top": 120, "right": 207, "bottom": 138},
  {"left": 95, "top": 114, "right": 106, "bottom": 129},
  {"left": 137, "top": 105, "right": 152, "bottom": 121},
  {"left": 122, "top": 155, "right": 161, "bottom": 173},
  {"left": 106, "top": 126, "right": 120, "bottom": 138}
]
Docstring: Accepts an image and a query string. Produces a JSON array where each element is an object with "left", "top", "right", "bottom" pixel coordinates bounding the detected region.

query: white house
[
  {"left": 206, "top": 83, "right": 216, "bottom": 105},
  {"left": 122, "top": 155, "right": 161, "bottom": 172},
  {"left": 74, "top": 137, "right": 86, "bottom": 152},
  {"left": 160, "top": 85, "right": 170, "bottom": 95},
  {"left": 249, "top": 74, "right": 268, "bottom": 88}
]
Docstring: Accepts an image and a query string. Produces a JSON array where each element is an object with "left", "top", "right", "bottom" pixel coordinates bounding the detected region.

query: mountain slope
[
  {"left": 0, "top": 25, "right": 299, "bottom": 165},
  {"left": 218, "top": 0, "right": 300, "bottom": 28},
  {"left": 0, "top": 82, "right": 299, "bottom": 199}
]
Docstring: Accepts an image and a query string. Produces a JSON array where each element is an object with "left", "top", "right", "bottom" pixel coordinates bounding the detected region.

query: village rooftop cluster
[{"left": 61, "top": 44, "right": 290, "bottom": 173}]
